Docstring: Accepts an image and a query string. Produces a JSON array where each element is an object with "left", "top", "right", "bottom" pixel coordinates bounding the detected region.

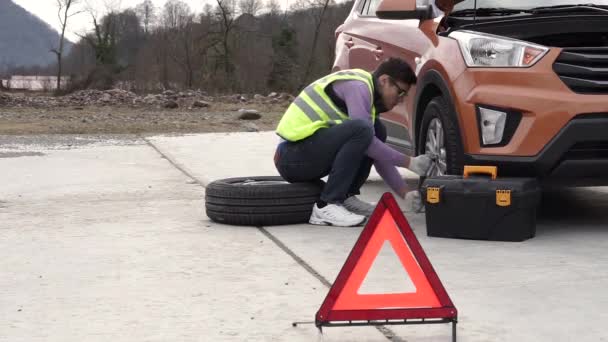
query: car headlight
[{"left": 450, "top": 30, "right": 548, "bottom": 67}]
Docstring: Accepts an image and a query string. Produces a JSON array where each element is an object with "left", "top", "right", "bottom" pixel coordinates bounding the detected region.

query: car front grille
[{"left": 553, "top": 47, "right": 608, "bottom": 94}]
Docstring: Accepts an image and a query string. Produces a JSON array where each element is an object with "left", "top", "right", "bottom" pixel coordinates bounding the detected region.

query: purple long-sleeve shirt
[{"left": 331, "top": 79, "right": 408, "bottom": 196}]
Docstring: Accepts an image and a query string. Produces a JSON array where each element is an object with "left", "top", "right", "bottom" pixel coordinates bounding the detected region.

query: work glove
[
  {"left": 404, "top": 190, "right": 425, "bottom": 214},
  {"left": 408, "top": 154, "right": 433, "bottom": 177}
]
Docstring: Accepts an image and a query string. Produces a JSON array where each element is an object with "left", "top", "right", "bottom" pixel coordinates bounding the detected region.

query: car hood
[{"left": 445, "top": 13, "right": 608, "bottom": 47}]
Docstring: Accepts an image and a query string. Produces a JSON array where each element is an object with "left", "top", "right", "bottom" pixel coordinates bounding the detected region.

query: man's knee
[{"left": 346, "top": 119, "right": 374, "bottom": 144}]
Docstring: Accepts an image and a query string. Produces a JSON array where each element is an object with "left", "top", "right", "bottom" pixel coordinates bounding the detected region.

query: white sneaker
[
  {"left": 309, "top": 203, "right": 366, "bottom": 227},
  {"left": 409, "top": 154, "right": 433, "bottom": 176},
  {"left": 343, "top": 196, "right": 376, "bottom": 217}
]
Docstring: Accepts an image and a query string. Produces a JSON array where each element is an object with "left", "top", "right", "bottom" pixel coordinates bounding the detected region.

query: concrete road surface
[{"left": 1, "top": 132, "right": 608, "bottom": 342}]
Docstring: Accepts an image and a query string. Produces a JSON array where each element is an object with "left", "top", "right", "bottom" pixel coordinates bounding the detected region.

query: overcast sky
[{"left": 13, "top": 0, "right": 291, "bottom": 42}]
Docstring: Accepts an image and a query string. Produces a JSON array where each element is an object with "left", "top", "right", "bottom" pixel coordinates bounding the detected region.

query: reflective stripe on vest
[{"left": 276, "top": 69, "right": 377, "bottom": 142}]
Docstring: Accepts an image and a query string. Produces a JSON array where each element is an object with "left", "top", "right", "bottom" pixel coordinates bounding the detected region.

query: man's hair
[{"left": 373, "top": 57, "right": 417, "bottom": 85}]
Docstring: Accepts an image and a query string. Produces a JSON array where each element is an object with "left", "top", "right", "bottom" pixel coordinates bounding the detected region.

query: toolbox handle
[{"left": 463, "top": 165, "right": 497, "bottom": 180}]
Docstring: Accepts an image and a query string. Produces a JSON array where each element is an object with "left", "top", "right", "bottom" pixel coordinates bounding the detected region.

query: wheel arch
[{"left": 413, "top": 70, "right": 464, "bottom": 155}]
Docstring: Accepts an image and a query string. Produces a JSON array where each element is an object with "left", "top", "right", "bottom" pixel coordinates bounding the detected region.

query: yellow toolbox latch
[
  {"left": 496, "top": 190, "right": 512, "bottom": 207},
  {"left": 426, "top": 187, "right": 441, "bottom": 204}
]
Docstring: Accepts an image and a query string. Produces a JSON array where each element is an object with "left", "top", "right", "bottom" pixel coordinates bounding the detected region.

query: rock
[
  {"left": 238, "top": 109, "right": 262, "bottom": 120},
  {"left": 268, "top": 92, "right": 278, "bottom": 98},
  {"left": 143, "top": 94, "right": 156, "bottom": 103},
  {"left": 242, "top": 122, "right": 260, "bottom": 132},
  {"left": 163, "top": 90, "right": 175, "bottom": 96},
  {"left": 192, "top": 100, "right": 210, "bottom": 108},
  {"left": 277, "top": 92, "right": 294, "bottom": 101},
  {"left": 164, "top": 100, "right": 179, "bottom": 109},
  {"left": 254, "top": 94, "right": 264, "bottom": 100}
]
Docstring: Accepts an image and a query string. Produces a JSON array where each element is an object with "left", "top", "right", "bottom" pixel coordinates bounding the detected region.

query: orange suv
[{"left": 333, "top": 0, "right": 608, "bottom": 186}]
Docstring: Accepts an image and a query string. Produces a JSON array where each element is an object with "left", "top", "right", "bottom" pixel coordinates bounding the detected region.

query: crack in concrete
[
  {"left": 0, "top": 152, "right": 45, "bottom": 158},
  {"left": 143, "top": 137, "right": 405, "bottom": 342}
]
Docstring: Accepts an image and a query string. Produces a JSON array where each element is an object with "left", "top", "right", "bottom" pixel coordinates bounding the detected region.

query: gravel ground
[
  {"left": 0, "top": 105, "right": 284, "bottom": 135},
  {"left": 0, "top": 91, "right": 289, "bottom": 135}
]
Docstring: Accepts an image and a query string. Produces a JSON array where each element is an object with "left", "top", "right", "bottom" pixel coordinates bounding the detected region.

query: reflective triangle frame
[{"left": 315, "top": 192, "right": 457, "bottom": 339}]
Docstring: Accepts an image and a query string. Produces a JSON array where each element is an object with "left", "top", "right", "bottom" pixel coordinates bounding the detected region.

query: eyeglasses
[{"left": 390, "top": 77, "right": 409, "bottom": 98}]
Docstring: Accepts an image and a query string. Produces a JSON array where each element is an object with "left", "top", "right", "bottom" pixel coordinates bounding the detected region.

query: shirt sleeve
[
  {"left": 374, "top": 160, "right": 409, "bottom": 197},
  {"left": 332, "top": 80, "right": 407, "bottom": 168}
]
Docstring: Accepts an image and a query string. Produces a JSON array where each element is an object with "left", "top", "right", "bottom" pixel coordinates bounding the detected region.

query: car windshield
[{"left": 453, "top": 0, "right": 608, "bottom": 10}]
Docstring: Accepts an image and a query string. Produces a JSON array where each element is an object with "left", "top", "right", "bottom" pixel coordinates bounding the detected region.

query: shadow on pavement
[{"left": 536, "top": 186, "right": 608, "bottom": 234}]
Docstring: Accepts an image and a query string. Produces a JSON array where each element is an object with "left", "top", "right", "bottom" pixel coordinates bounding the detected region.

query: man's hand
[
  {"left": 404, "top": 190, "right": 425, "bottom": 213},
  {"left": 408, "top": 154, "right": 433, "bottom": 177}
]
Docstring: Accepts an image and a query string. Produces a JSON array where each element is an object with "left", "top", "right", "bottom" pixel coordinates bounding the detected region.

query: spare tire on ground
[{"left": 205, "top": 176, "right": 324, "bottom": 226}]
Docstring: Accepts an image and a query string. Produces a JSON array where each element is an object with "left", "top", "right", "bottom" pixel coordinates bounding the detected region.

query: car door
[{"left": 340, "top": 0, "right": 429, "bottom": 155}]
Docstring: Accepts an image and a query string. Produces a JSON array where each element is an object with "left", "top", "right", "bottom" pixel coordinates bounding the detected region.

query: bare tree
[
  {"left": 149, "top": 30, "right": 171, "bottom": 89},
  {"left": 55, "top": 0, "right": 355, "bottom": 93},
  {"left": 75, "top": 2, "right": 122, "bottom": 89},
  {"left": 201, "top": 4, "right": 213, "bottom": 19},
  {"left": 266, "top": 0, "right": 282, "bottom": 16},
  {"left": 239, "top": 0, "right": 262, "bottom": 15},
  {"left": 169, "top": 14, "right": 196, "bottom": 88},
  {"left": 297, "top": 0, "right": 334, "bottom": 89},
  {"left": 41, "top": 77, "right": 53, "bottom": 92},
  {"left": 51, "top": 0, "right": 83, "bottom": 93},
  {"left": 158, "top": 0, "right": 194, "bottom": 89},
  {"left": 214, "top": 0, "right": 238, "bottom": 90},
  {"left": 85, "top": 14, "right": 119, "bottom": 65},
  {"left": 162, "top": 0, "right": 192, "bottom": 30},
  {"left": 79, "top": 0, "right": 121, "bottom": 66},
  {"left": 268, "top": 24, "right": 299, "bottom": 92},
  {"left": 135, "top": 0, "right": 156, "bottom": 34}
]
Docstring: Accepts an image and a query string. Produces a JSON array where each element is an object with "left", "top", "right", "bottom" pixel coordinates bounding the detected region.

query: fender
[{"left": 412, "top": 69, "right": 464, "bottom": 154}]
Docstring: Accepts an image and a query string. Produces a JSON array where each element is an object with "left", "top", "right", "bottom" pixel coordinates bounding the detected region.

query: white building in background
[{"left": 3, "top": 76, "right": 70, "bottom": 91}]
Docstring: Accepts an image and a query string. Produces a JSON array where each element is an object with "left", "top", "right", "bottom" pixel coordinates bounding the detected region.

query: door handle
[
  {"left": 373, "top": 48, "right": 384, "bottom": 60},
  {"left": 345, "top": 39, "right": 354, "bottom": 48}
]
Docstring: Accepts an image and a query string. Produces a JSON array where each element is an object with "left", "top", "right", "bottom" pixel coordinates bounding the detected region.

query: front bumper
[
  {"left": 464, "top": 115, "right": 608, "bottom": 185},
  {"left": 451, "top": 48, "right": 608, "bottom": 157}
]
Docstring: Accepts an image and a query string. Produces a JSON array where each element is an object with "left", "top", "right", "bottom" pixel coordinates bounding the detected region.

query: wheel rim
[
  {"left": 237, "top": 179, "right": 289, "bottom": 186},
  {"left": 425, "top": 118, "right": 448, "bottom": 176}
]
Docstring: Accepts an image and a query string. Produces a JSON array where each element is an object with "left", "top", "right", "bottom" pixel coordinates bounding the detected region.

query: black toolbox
[{"left": 420, "top": 166, "right": 541, "bottom": 242}]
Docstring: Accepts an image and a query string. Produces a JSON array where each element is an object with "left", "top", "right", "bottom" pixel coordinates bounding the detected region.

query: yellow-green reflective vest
[{"left": 276, "top": 69, "right": 378, "bottom": 142}]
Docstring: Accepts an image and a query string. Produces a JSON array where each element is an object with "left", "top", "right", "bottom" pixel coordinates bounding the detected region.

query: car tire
[
  {"left": 418, "top": 96, "right": 465, "bottom": 175},
  {"left": 205, "top": 176, "right": 324, "bottom": 226}
]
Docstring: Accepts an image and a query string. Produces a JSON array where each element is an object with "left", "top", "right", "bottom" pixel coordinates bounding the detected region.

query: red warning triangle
[{"left": 316, "top": 192, "right": 457, "bottom": 326}]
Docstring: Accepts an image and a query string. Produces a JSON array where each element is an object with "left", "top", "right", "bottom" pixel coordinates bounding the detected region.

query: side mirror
[
  {"left": 435, "top": 0, "right": 461, "bottom": 13},
  {"left": 376, "top": 0, "right": 433, "bottom": 20}
]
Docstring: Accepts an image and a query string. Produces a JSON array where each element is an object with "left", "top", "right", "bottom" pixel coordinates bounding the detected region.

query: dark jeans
[{"left": 274, "top": 119, "right": 387, "bottom": 204}]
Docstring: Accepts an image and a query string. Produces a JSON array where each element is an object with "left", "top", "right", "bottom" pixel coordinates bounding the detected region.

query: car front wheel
[{"left": 418, "top": 96, "right": 464, "bottom": 176}]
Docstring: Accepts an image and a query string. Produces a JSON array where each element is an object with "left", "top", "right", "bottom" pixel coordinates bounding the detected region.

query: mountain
[{"left": 0, "top": 0, "right": 73, "bottom": 70}]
